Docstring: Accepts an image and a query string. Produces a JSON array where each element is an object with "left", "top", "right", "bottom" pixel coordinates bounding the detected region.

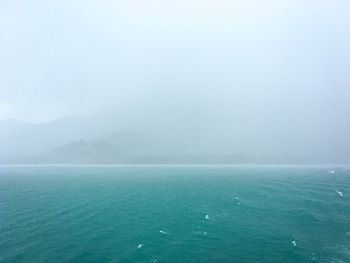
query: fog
[{"left": 0, "top": 0, "right": 349, "bottom": 163}]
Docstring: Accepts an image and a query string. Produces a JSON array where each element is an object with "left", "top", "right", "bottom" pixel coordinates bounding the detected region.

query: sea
[{"left": 0, "top": 165, "right": 349, "bottom": 263}]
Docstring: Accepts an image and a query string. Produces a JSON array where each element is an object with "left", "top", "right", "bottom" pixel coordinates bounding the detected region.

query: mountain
[
  {"left": 0, "top": 111, "right": 126, "bottom": 159},
  {"left": 34, "top": 138, "right": 264, "bottom": 164},
  {"left": 0, "top": 118, "right": 273, "bottom": 164},
  {"left": 1, "top": 111, "right": 349, "bottom": 164}
]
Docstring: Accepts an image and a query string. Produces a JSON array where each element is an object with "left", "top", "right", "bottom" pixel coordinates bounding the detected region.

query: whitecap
[
  {"left": 159, "top": 230, "right": 169, "bottom": 235},
  {"left": 335, "top": 189, "right": 343, "bottom": 197},
  {"left": 292, "top": 240, "right": 296, "bottom": 247},
  {"left": 235, "top": 197, "right": 241, "bottom": 205},
  {"left": 137, "top": 244, "right": 143, "bottom": 249},
  {"left": 205, "top": 214, "right": 210, "bottom": 220}
]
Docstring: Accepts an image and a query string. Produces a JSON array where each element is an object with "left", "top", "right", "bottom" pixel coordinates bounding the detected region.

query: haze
[{"left": 1, "top": 0, "right": 349, "bottom": 164}]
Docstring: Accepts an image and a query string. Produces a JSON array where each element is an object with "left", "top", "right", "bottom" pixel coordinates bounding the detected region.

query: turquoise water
[{"left": 0, "top": 165, "right": 350, "bottom": 263}]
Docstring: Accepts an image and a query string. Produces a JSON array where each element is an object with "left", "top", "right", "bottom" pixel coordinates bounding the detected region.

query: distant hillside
[
  {"left": 17, "top": 133, "right": 306, "bottom": 164},
  {"left": 0, "top": 111, "right": 129, "bottom": 159},
  {"left": 1, "top": 111, "right": 349, "bottom": 164},
  {"left": 34, "top": 138, "right": 265, "bottom": 164}
]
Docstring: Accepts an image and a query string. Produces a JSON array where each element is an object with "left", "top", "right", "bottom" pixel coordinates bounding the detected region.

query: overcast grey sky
[{"left": 0, "top": 0, "right": 349, "bottom": 126}]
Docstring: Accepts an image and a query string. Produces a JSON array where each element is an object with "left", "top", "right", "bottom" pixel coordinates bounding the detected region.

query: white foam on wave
[
  {"left": 159, "top": 230, "right": 169, "bottom": 235},
  {"left": 328, "top": 170, "right": 335, "bottom": 174},
  {"left": 291, "top": 240, "right": 296, "bottom": 246},
  {"left": 235, "top": 197, "right": 241, "bottom": 205},
  {"left": 203, "top": 231, "right": 208, "bottom": 235},
  {"left": 205, "top": 214, "right": 210, "bottom": 220},
  {"left": 137, "top": 244, "right": 143, "bottom": 249},
  {"left": 335, "top": 189, "right": 343, "bottom": 197}
]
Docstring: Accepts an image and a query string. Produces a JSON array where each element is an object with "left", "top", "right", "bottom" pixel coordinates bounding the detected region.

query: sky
[
  {"left": 0, "top": 0, "right": 349, "bottom": 122},
  {"left": 0, "top": 0, "right": 350, "bottom": 162}
]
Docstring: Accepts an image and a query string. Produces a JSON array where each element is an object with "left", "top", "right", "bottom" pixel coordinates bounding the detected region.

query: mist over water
[{"left": 0, "top": 0, "right": 350, "bottom": 164}]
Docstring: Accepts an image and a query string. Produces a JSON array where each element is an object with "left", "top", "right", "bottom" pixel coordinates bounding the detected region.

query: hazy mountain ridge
[
  {"left": 1, "top": 111, "right": 349, "bottom": 164},
  {"left": 28, "top": 141, "right": 277, "bottom": 165},
  {"left": 0, "top": 135, "right": 337, "bottom": 165},
  {"left": 0, "top": 111, "right": 128, "bottom": 159},
  {"left": 0, "top": 118, "right": 283, "bottom": 164}
]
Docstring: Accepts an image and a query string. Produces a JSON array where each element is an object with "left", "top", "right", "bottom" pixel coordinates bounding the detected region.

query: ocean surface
[{"left": 0, "top": 165, "right": 349, "bottom": 263}]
